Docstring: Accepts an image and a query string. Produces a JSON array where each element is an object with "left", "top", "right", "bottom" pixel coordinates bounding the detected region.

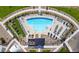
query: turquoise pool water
[{"left": 27, "top": 17, "right": 53, "bottom": 32}]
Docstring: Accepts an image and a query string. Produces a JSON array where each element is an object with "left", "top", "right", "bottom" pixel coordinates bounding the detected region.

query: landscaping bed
[
  {"left": 29, "top": 49, "right": 37, "bottom": 52},
  {"left": 42, "top": 49, "right": 50, "bottom": 52},
  {"left": 5, "top": 18, "right": 25, "bottom": 38},
  {"left": 59, "top": 47, "right": 69, "bottom": 52}
]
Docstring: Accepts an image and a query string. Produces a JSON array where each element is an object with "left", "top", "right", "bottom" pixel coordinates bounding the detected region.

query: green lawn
[
  {"left": 42, "top": 49, "right": 50, "bottom": 52},
  {"left": 6, "top": 18, "right": 25, "bottom": 38},
  {"left": 0, "top": 6, "right": 26, "bottom": 21},
  {"left": 29, "top": 49, "right": 37, "bottom": 52},
  {"left": 59, "top": 47, "right": 69, "bottom": 52},
  {"left": 0, "top": 6, "right": 79, "bottom": 22},
  {"left": 51, "top": 6, "right": 79, "bottom": 22},
  {"left": 12, "top": 18, "right": 25, "bottom": 37}
]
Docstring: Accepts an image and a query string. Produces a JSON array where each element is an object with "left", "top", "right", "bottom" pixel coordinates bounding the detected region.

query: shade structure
[{"left": 28, "top": 38, "right": 45, "bottom": 48}]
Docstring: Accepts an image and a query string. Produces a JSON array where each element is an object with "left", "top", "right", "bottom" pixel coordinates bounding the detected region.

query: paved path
[{"left": 0, "top": 6, "right": 79, "bottom": 52}]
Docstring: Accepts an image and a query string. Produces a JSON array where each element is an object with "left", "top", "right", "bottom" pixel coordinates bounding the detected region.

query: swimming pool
[{"left": 27, "top": 17, "right": 53, "bottom": 32}]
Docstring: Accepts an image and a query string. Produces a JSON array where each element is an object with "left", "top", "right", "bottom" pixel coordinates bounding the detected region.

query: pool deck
[{"left": 0, "top": 6, "right": 79, "bottom": 52}]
